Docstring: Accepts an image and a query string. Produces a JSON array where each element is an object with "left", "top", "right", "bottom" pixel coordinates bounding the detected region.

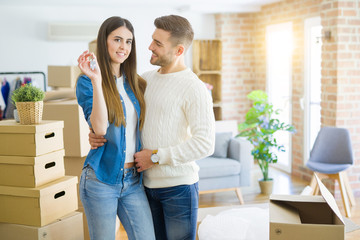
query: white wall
[{"left": 0, "top": 4, "right": 215, "bottom": 86}]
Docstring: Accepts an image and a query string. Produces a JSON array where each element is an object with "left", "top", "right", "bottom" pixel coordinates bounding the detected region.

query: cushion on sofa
[
  {"left": 211, "top": 132, "right": 232, "bottom": 158},
  {"left": 197, "top": 157, "right": 241, "bottom": 178}
]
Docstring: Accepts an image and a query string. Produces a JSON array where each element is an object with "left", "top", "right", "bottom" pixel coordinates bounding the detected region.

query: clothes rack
[{"left": 0, "top": 71, "right": 46, "bottom": 91}]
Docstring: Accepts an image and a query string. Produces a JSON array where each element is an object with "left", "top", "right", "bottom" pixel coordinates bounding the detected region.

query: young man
[{"left": 89, "top": 15, "right": 215, "bottom": 240}]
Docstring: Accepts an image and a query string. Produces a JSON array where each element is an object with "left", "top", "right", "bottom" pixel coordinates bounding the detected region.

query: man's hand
[
  {"left": 134, "top": 149, "right": 155, "bottom": 172},
  {"left": 89, "top": 131, "right": 107, "bottom": 149}
]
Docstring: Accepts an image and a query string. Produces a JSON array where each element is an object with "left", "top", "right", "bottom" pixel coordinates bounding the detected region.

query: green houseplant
[
  {"left": 237, "top": 90, "right": 295, "bottom": 194},
  {"left": 11, "top": 84, "right": 45, "bottom": 125}
]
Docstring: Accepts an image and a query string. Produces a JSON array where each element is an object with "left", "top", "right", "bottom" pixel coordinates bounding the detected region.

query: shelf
[
  {"left": 198, "top": 74, "right": 222, "bottom": 103},
  {"left": 193, "top": 39, "right": 222, "bottom": 121},
  {"left": 213, "top": 107, "right": 222, "bottom": 120},
  {"left": 196, "top": 70, "right": 222, "bottom": 75},
  {"left": 193, "top": 40, "right": 222, "bottom": 73},
  {"left": 213, "top": 101, "right": 222, "bottom": 107}
]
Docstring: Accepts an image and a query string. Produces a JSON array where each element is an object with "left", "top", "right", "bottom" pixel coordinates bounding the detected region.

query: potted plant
[
  {"left": 237, "top": 90, "right": 295, "bottom": 194},
  {"left": 11, "top": 84, "right": 45, "bottom": 125}
]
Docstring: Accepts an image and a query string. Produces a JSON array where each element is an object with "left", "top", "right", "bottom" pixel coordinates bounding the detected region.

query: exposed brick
[
  {"left": 337, "top": 1, "right": 356, "bottom": 8},
  {"left": 343, "top": 9, "right": 357, "bottom": 17},
  {"left": 216, "top": 0, "right": 360, "bottom": 196},
  {"left": 321, "top": 2, "right": 332, "bottom": 10},
  {"left": 348, "top": 19, "right": 360, "bottom": 25},
  {"left": 338, "top": 61, "right": 355, "bottom": 68},
  {"left": 326, "top": 9, "right": 342, "bottom": 17}
]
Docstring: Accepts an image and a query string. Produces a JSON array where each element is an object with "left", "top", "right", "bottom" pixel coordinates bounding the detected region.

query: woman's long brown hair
[{"left": 96, "top": 16, "right": 146, "bottom": 129}]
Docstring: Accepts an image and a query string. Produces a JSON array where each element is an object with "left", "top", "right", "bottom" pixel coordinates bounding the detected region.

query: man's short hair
[{"left": 154, "top": 15, "right": 194, "bottom": 50}]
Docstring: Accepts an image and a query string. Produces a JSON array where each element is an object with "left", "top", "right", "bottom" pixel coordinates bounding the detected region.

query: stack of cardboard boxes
[
  {"left": 0, "top": 120, "right": 83, "bottom": 240},
  {"left": 43, "top": 41, "right": 122, "bottom": 239},
  {"left": 43, "top": 65, "right": 90, "bottom": 159},
  {"left": 44, "top": 65, "right": 92, "bottom": 239}
]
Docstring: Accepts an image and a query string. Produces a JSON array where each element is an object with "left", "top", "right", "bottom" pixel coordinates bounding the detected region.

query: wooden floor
[{"left": 118, "top": 165, "right": 360, "bottom": 239}]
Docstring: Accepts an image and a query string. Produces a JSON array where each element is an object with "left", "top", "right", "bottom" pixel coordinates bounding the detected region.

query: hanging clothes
[
  {"left": 1, "top": 79, "right": 10, "bottom": 105},
  {"left": 5, "top": 78, "right": 22, "bottom": 119},
  {"left": 0, "top": 86, "right": 5, "bottom": 119},
  {"left": 24, "top": 77, "right": 32, "bottom": 85},
  {"left": 1, "top": 79, "right": 10, "bottom": 118}
]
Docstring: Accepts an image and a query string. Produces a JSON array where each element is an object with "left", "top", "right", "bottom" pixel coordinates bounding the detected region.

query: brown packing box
[
  {"left": 78, "top": 206, "right": 90, "bottom": 240},
  {"left": 0, "top": 149, "right": 65, "bottom": 187},
  {"left": 64, "top": 157, "right": 90, "bottom": 240},
  {"left": 64, "top": 156, "right": 86, "bottom": 177},
  {"left": 65, "top": 157, "right": 122, "bottom": 240},
  {"left": 48, "top": 65, "right": 82, "bottom": 88},
  {"left": 64, "top": 156, "right": 86, "bottom": 205},
  {"left": 0, "top": 120, "right": 64, "bottom": 156},
  {"left": 43, "top": 100, "right": 90, "bottom": 157},
  {"left": 89, "top": 39, "right": 97, "bottom": 54},
  {"left": 44, "top": 88, "right": 76, "bottom": 102},
  {"left": 270, "top": 174, "right": 345, "bottom": 240},
  {"left": 0, "top": 176, "right": 78, "bottom": 227},
  {"left": 0, "top": 211, "right": 84, "bottom": 240}
]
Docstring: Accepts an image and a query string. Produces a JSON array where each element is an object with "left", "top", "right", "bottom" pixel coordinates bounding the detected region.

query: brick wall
[
  {"left": 214, "top": 13, "right": 256, "bottom": 121},
  {"left": 321, "top": 0, "right": 360, "bottom": 197},
  {"left": 216, "top": 0, "right": 360, "bottom": 197}
]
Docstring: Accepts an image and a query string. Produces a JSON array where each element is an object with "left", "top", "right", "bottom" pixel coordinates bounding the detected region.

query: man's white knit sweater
[{"left": 141, "top": 68, "right": 215, "bottom": 188}]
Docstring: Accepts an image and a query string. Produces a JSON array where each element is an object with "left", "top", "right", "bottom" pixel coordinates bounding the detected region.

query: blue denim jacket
[{"left": 76, "top": 74, "right": 142, "bottom": 185}]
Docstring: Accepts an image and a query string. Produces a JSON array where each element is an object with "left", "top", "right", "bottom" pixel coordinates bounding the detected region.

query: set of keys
[{"left": 89, "top": 57, "right": 96, "bottom": 71}]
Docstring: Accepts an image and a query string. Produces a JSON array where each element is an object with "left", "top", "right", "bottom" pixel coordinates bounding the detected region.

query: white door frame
[
  {"left": 266, "top": 22, "right": 293, "bottom": 173},
  {"left": 303, "top": 16, "right": 322, "bottom": 164}
]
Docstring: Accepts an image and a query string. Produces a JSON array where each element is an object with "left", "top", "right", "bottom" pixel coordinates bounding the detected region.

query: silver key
[{"left": 90, "top": 58, "right": 96, "bottom": 70}]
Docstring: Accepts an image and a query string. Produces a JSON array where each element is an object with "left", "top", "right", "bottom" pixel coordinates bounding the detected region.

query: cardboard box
[
  {"left": 48, "top": 65, "right": 82, "bottom": 88},
  {"left": 0, "top": 211, "right": 84, "bottom": 240},
  {"left": 43, "top": 100, "right": 90, "bottom": 157},
  {"left": 66, "top": 158, "right": 123, "bottom": 240},
  {"left": 44, "top": 89, "right": 76, "bottom": 102},
  {"left": 0, "top": 149, "right": 65, "bottom": 187},
  {"left": 63, "top": 156, "right": 88, "bottom": 238},
  {"left": 270, "top": 174, "right": 345, "bottom": 240},
  {"left": 64, "top": 156, "right": 86, "bottom": 177},
  {"left": 89, "top": 39, "right": 97, "bottom": 54},
  {"left": 64, "top": 156, "right": 86, "bottom": 205},
  {"left": 0, "top": 120, "right": 64, "bottom": 156},
  {"left": 78, "top": 206, "right": 90, "bottom": 240},
  {"left": 0, "top": 176, "right": 78, "bottom": 227}
]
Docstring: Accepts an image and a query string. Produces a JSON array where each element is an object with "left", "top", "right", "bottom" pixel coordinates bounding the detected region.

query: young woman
[{"left": 76, "top": 16, "right": 155, "bottom": 240}]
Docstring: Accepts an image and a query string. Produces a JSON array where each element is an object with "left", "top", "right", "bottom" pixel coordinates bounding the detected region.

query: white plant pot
[{"left": 13, "top": 109, "right": 20, "bottom": 123}]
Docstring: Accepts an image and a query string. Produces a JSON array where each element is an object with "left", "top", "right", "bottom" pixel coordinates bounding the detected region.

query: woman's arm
[{"left": 78, "top": 50, "right": 108, "bottom": 135}]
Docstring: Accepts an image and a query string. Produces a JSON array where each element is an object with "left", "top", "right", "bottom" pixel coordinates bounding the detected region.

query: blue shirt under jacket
[{"left": 76, "top": 74, "right": 142, "bottom": 185}]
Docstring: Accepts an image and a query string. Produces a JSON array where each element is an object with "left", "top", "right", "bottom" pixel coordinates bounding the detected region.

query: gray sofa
[{"left": 196, "top": 121, "right": 253, "bottom": 204}]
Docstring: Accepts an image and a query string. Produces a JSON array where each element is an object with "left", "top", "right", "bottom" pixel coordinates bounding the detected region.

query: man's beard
[{"left": 150, "top": 51, "right": 173, "bottom": 67}]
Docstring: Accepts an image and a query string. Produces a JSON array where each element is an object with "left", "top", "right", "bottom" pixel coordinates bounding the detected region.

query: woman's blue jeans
[
  {"left": 80, "top": 166, "right": 155, "bottom": 240},
  {"left": 145, "top": 183, "right": 199, "bottom": 240}
]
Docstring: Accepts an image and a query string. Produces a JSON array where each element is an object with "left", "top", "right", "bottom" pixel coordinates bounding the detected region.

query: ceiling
[{"left": 1, "top": 0, "right": 281, "bottom": 13}]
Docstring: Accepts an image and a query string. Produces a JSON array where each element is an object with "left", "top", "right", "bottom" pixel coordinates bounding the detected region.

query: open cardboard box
[{"left": 270, "top": 174, "right": 345, "bottom": 240}]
